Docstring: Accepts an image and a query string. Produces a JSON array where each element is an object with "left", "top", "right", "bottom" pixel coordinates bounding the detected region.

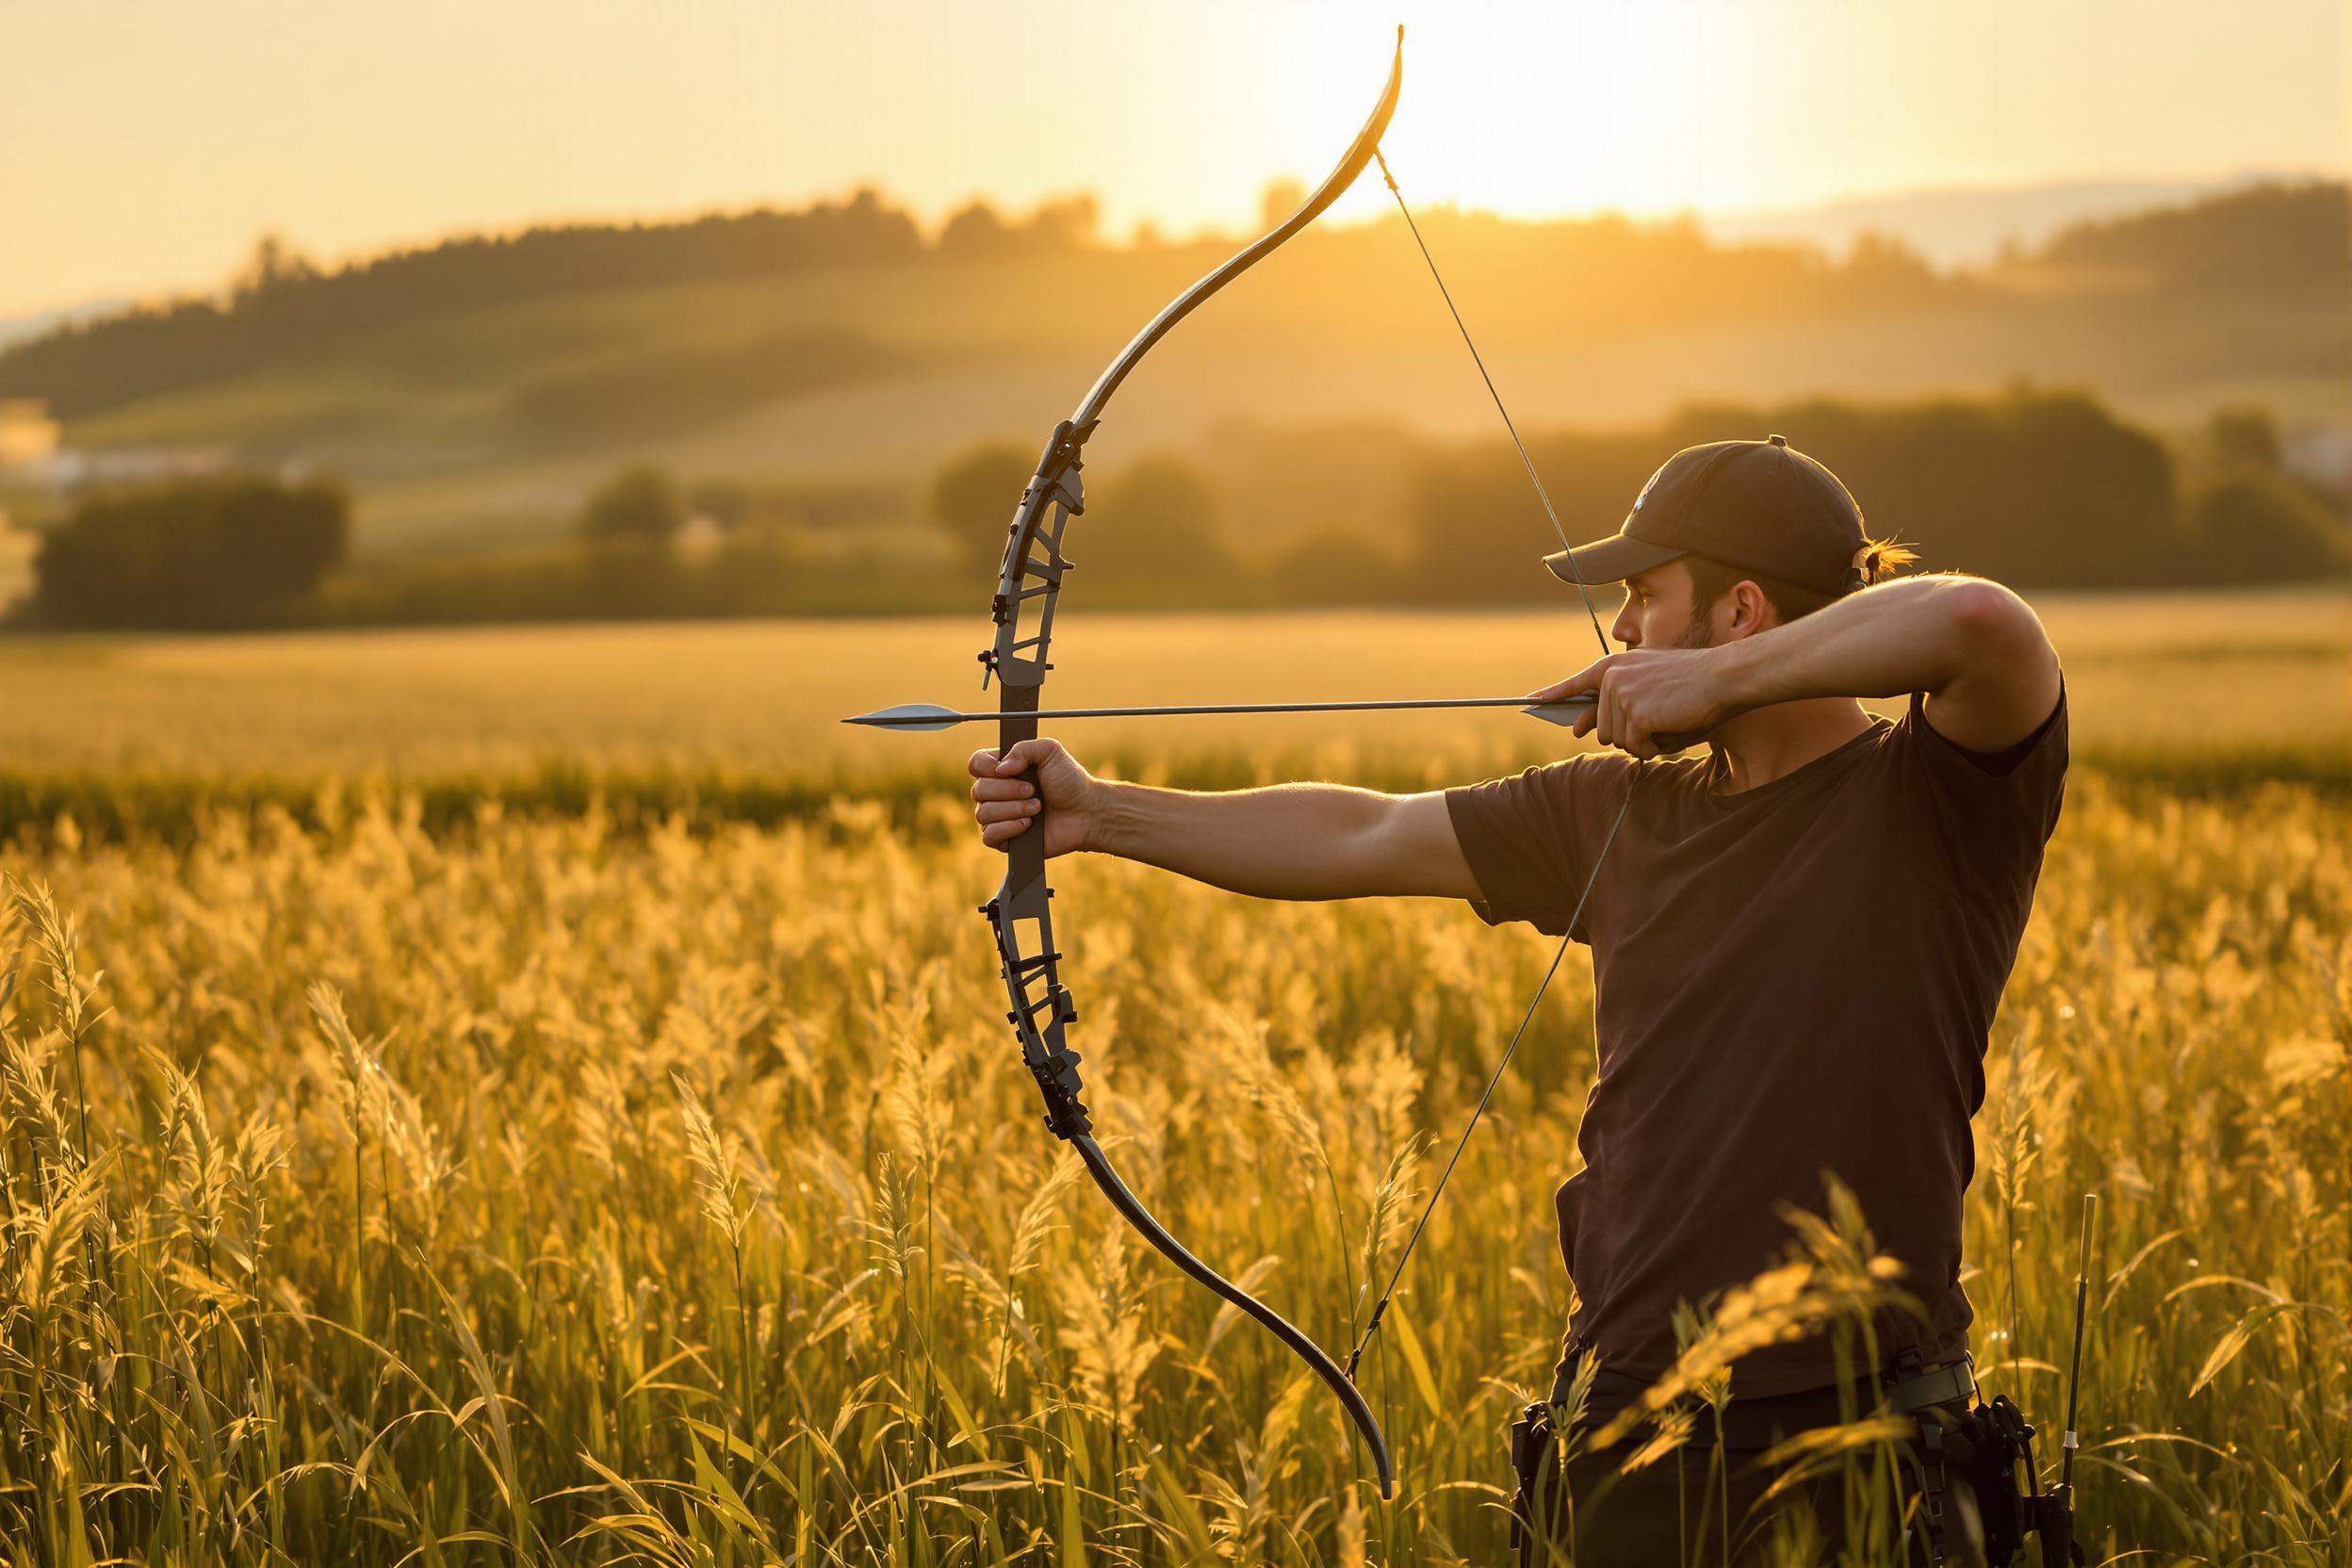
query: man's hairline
[{"left": 1623, "top": 557, "right": 1690, "bottom": 597}]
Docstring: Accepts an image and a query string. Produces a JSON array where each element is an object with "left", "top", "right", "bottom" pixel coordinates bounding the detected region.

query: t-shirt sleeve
[
  {"left": 1443, "top": 756, "right": 1634, "bottom": 938},
  {"left": 1899, "top": 677, "right": 2069, "bottom": 904}
]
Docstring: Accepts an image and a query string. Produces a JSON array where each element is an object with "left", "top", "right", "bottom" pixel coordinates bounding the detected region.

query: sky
[{"left": 2, "top": 0, "right": 2345, "bottom": 318}]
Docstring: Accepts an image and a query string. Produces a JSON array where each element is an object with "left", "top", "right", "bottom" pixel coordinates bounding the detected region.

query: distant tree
[
  {"left": 939, "top": 195, "right": 1098, "bottom": 258},
  {"left": 688, "top": 477, "right": 755, "bottom": 531},
  {"left": 1025, "top": 195, "right": 1100, "bottom": 251},
  {"left": 2210, "top": 407, "right": 2284, "bottom": 471},
  {"left": 1268, "top": 529, "right": 1407, "bottom": 606},
  {"left": 1843, "top": 231, "right": 1937, "bottom": 295},
  {"left": 930, "top": 440, "right": 1035, "bottom": 571},
  {"left": 33, "top": 472, "right": 348, "bottom": 628},
  {"left": 1084, "top": 454, "right": 1237, "bottom": 605},
  {"left": 939, "top": 201, "right": 1015, "bottom": 258},
  {"left": 231, "top": 233, "right": 319, "bottom": 300},
  {"left": 579, "top": 464, "right": 685, "bottom": 544},
  {"left": 2184, "top": 473, "right": 2350, "bottom": 582}
]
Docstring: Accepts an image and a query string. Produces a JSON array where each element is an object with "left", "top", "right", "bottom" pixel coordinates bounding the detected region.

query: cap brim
[{"left": 1543, "top": 532, "right": 1684, "bottom": 586}]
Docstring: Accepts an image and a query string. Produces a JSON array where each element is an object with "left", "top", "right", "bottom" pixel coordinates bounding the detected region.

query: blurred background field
[{"left": 0, "top": 587, "right": 2343, "bottom": 792}]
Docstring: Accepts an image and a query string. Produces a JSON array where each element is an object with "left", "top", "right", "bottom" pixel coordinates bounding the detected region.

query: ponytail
[{"left": 1845, "top": 534, "right": 1919, "bottom": 592}]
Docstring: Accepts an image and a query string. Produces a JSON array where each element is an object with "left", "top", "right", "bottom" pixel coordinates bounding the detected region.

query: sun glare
[{"left": 1254, "top": 5, "right": 1770, "bottom": 230}]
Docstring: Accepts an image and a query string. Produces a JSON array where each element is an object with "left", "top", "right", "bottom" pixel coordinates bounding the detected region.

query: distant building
[
  {"left": 21, "top": 443, "right": 232, "bottom": 496},
  {"left": 0, "top": 397, "right": 239, "bottom": 494},
  {"left": 0, "top": 399, "right": 59, "bottom": 468}
]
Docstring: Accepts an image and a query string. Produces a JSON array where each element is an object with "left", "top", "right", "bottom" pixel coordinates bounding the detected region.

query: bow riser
[{"left": 984, "top": 422, "right": 1092, "bottom": 1137}]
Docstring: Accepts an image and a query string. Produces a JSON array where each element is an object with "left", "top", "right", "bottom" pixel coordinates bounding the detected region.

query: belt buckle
[{"left": 1886, "top": 1352, "right": 1973, "bottom": 1415}]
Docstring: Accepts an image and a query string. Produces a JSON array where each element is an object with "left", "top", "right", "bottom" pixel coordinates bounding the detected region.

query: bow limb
[
  {"left": 1073, "top": 27, "right": 1403, "bottom": 428},
  {"left": 1073, "top": 1135, "right": 1395, "bottom": 1497}
]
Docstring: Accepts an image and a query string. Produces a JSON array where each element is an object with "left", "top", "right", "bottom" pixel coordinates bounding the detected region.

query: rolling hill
[{"left": 2, "top": 181, "right": 2343, "bottom": 559}]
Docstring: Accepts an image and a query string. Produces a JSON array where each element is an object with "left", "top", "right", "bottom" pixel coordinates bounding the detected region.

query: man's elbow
[
  {"left": 1946, "top": 579, "right": 2052, "bottom": 671},
  {"left": 1356, "top": 790, "right": 1480, "bottom": 901}
]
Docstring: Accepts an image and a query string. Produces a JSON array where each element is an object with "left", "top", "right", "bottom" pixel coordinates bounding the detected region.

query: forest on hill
[{"left": 2, "top": 180, "right": 2342, "bottom": 426}]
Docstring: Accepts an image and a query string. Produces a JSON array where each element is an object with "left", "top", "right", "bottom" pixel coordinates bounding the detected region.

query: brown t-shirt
[{"left": 1445, "top": 686, "right": 2068, "bottom": 1397}]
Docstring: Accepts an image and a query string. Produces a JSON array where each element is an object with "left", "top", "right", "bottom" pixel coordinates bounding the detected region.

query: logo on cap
[{"left": 1630, "top": 463, "right": 1667, "bottom": 514}]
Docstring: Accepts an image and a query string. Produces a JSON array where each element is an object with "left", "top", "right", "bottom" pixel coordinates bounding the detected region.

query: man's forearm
[
  {"left": 1086, "top": 778, "right": 1396, "bottom": 900},
  {"left": 1712, "top": 575, "right": 2020, "bottom": 710}
]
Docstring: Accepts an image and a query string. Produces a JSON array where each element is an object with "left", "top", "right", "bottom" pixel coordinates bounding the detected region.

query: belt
[{"left": 1566, "top": 1354, "right": 1977, "bottom": 1451}]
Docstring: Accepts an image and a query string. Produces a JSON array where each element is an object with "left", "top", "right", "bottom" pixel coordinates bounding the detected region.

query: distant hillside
[
  {"left": 1698, "top": 173, "right": 2311, "bottom": 269},
  {"left": 0, "top": 297, "right": 133, "bottom": 352},
  {"left": 2029, "top": 180, "right": 2351, "bottom": 293},
  {"left": 0, "top": 191, "right": 931, "bottom": 420},
  {"left": 0, "top": 180, "right": 2342, "bottom": 557}
]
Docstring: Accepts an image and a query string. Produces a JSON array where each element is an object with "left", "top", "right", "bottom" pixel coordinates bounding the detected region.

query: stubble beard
[{"left": 1673, "top": 614, "right": 1718, "bottom": 652}]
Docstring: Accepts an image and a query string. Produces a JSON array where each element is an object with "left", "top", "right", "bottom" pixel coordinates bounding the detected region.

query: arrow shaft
[{"left": 856, "top": 694, "right": 1594, "bottom": 727}]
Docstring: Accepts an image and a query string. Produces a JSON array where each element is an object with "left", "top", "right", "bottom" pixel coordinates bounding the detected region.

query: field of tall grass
[{"left": 0, "top": 597, "right": 2346, "bottom": 1563}]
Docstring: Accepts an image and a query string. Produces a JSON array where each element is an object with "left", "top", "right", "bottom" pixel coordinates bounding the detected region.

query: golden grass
[
  {"left": 0, "top": 758, "right": 2346, "bottom": 1561},
  {"left": 0, "top": 590, "right": 2344, "bottom": 1560}
]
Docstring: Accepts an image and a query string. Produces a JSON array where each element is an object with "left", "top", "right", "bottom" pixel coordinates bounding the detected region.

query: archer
[{"left": 969, "top": 433, "right": 2067, "bottom": 1566}]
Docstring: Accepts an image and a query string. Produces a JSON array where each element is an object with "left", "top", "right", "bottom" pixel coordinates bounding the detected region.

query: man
[{"left": 968, "top": 435, "right": 2067, "bottom": 1563}]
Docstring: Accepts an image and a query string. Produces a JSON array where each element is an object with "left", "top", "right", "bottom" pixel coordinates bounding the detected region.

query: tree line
[
  {"left": 925, "top": 390, "right": 2345, "bottom": 608},
  {"left": 12, "top": 388, "right": 2340, "bottom": 632}
]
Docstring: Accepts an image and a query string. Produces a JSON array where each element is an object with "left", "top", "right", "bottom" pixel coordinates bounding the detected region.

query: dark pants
[{"left": 1513, "top": 1384, "right": 1988, "bottom": 1567}]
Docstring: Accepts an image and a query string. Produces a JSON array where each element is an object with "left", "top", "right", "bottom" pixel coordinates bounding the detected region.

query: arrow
[
  {"left": 847, "top": 695, "right": 1589, "bottom": 729},
  {"left": 842, "top": 696, "right": 1705, "bottom": 750}
]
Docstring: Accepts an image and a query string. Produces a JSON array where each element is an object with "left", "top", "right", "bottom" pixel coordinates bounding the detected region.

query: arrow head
[{"left": 843, "top": 702, "right": 965, "bottom": 731}]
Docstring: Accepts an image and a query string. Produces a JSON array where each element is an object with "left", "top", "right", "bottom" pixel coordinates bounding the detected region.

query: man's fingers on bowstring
[
  {"left": 1598, "top": 685, "right": 1660, "bottom": 760},
  {"left": 1601, "top": 680, "right": 1639, "bottom": 754}
]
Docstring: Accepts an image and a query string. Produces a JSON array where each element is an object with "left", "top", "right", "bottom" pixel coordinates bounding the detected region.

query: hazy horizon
[
  {"left": 0, "top": 165, "right": 2338, "bottom": 335},
  {"left": 4, "top": 0, "right": 2344, "bottom": 319}
]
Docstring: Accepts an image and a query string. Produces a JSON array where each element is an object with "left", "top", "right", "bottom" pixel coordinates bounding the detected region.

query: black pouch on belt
[{"left": 1508, "top": 1399, "right": 1555, "bottom": 1555}]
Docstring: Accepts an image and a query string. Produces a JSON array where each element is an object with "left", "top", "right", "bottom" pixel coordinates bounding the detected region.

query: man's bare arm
[
  {"left": 1535, "top": 575, "right": 2063, "bottom": 758},
  {"left": 969, "top": 740, "right": 1479, "bottom": 901},
  {"left": 1715, "top": 576, "right": 2063, "bottom": 753}
]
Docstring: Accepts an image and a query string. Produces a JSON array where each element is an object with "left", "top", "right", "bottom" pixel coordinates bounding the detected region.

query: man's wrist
[
  {"left": 1708, "top": 635, "right": 1773, "bottom": 714},
  {"left": 1079, "top": 776, "right": 1128, "bottom": 856}
]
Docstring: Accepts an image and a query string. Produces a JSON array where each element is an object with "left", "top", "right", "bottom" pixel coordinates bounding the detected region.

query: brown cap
[{"left": 1544, "top": 434, "right": 1870, "bottom": 596}]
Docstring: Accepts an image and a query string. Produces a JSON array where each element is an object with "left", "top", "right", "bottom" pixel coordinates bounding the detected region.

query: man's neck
[{"left": 1706, "top": 697, "right": 1876, "bottom": 793}]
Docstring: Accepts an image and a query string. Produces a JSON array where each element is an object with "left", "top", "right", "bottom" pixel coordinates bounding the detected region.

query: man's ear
[{"left": 1725, "top": 579, "right": 1773, "bottom": 637}]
